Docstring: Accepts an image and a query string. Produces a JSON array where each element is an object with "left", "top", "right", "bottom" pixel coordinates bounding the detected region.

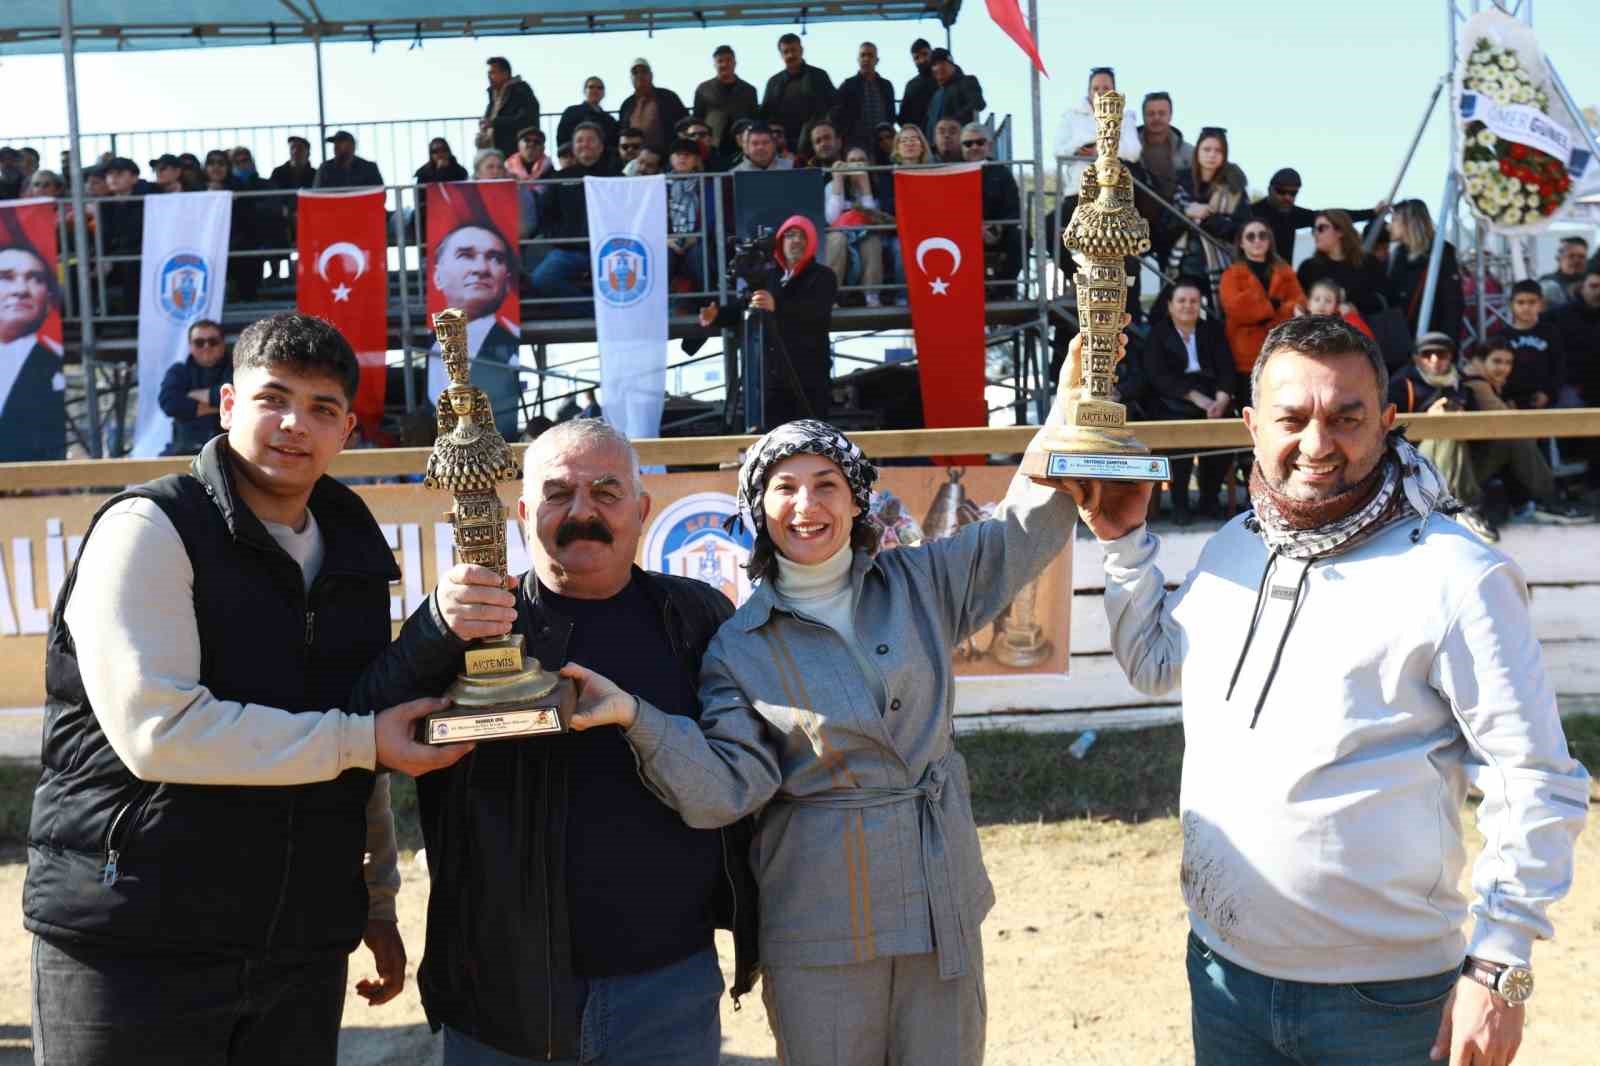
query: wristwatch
[{"left": 1461, "top": 956, "right": 1535, "bottom": 1005}]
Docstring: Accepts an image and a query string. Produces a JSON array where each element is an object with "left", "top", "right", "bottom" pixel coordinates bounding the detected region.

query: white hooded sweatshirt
[
  {"left": 1053, "top": 99, "right": 1141, "bottom": 196},
  {"left": 1101, "top": 511, "right": 1588, "bottom": 982}
]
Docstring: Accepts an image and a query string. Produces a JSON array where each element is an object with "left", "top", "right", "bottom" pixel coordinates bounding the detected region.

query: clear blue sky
[{"left": 2, "top": 1, "right": 1596, "bottom": 212}]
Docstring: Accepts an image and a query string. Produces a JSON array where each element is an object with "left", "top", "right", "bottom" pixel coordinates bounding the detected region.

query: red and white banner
[
  {"left": 297, "top": 189, "right": 389, "bottom": 426},
  {"left": 0, "top": 198, "right": 66, "bottom": 462},
  {"left": 424, "top": 181, "right": 523, "bottom": 439},
  {"left": 895, "top": 165, "right": 988, "bottom": 464}
]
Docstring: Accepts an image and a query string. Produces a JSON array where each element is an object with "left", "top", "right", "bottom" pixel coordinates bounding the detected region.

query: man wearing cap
[
  {"left": 1251, "top": 169, "right": 1383, "bottom": 268},
  {"left": 481, "top": 56, "right": 539, "bottom": 159},
  {"left": 1385, "top": 331, "right": 1497, "bottom": 540},
  {"left": 506, "top": 127, "right": 552, "bottom": 183},
  {"left": 760, "top": 33, "right": 837, "bottom": 152},
  {"left": 314, "top": 131, "right": 384, "bottom": 190},
  {"left": 898, "top": 38, "right": 937, "bottom": 133},
  {"left": 618, "top": 59, "right": 689, "bottom": 157},
  {"left": 833, "top": 41, "right": 896, "bottom": 151},
  {"left": 693, "top": 45, "right": 759, "bottom": 160},
  {"left": 557, "top": 76, "right": 620, "bottom": 155},
  {"left": 921, "top": 48, "right": 986, "bottom": 144},
  {"left": 99, "top": 157, "right": 151, "bottom": 315},
  {"left": 150, "top": 154, "right": 186, "bottom": 194}
]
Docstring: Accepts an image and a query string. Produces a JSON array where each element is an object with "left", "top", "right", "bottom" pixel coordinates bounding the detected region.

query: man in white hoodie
[{"left": 1072, "top": 315, "right": 1588, "bottom": 1066}]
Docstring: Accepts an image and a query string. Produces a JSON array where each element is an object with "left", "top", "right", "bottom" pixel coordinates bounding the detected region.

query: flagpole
[
  {"left": 1027, "top": 0, "right": 1050, "bottom": 423},
  {"left": 60, "top": 0, "right": 102, "bottom": 457}
]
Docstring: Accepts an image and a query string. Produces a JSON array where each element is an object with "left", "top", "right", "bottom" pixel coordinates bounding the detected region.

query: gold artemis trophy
[
  {"left": 1022, "top": 91, "right": 1170, "bottom": 486},
  {"left": 420, "top": 308, "right": 575, "bottom": 745}
]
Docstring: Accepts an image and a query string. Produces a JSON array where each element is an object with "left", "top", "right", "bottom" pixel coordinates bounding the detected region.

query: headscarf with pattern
[{"left": 731, "top": 419, "right": 878, "bottom": 536}]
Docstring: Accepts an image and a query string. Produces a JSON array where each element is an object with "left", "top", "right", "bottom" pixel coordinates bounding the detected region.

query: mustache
[{"left": 555, "top": 516, "right": 614, "bottom": 547}]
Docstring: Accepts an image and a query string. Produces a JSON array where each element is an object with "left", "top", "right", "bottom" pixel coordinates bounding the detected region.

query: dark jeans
[
  {"left": 442, "top": 946, "right": 723, "bottom": 1065},
  {"left": 1187, "top": 932, "right": 1458, "bottom": 1066},
  {"left": 31, "top": 935, "right": 348, "bottom": 1066}
]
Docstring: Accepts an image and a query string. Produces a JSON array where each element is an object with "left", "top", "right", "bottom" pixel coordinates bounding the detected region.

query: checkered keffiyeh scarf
[{"left": 732, "top": 419, "right": 878, "bottom": 536}]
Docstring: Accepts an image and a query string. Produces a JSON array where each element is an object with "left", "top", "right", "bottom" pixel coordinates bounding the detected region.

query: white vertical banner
[
  {"left": 132, "top": 190, "right": 232, "bottom": 457},
  {"left": 584, "top": 175, "right": 668, "bottom": 442}
]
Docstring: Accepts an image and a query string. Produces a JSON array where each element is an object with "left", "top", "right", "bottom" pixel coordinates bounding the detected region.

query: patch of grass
[{"left": 957, "top": 725, "right": 1184, "bottom": 825}]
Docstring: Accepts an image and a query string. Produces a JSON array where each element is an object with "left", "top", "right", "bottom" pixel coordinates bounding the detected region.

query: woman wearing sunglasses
[
  {"left": 1218, "top": 219, "right": 1305, "bottom": 377},
  {"left": 1295, "top": 208, "right": 1387, "bottom": 317}
]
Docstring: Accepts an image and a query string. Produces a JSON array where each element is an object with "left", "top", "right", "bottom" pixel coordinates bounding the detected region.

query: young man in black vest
[{"left": 25, "top": 312, "right": 472, "bottom": 1066}]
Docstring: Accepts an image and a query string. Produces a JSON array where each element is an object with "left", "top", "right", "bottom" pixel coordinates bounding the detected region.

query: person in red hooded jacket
[{"left": 700, "top": 214, "right": 839, "bottom": 429}]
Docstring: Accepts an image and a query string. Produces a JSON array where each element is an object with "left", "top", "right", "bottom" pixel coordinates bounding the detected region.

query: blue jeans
[
  {"left": 442, "top": 946, "right": 722, "bottom": 1065},
  {"left": 1187, "top": 932, "right": 1458, "bottom": 1066},
  {"left": 531, "top": 247, "right": 591, "bottom": 299}
]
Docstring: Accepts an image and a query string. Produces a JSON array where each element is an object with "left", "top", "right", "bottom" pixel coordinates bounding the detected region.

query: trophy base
[
  {"left": 422, "top": 634, "right": 576, "bottom": 744},
  {"left": 1021, "top": 425, "right": 1170, "bottom": 485},
  {"left": 992, "top": 628, "right": 1053, "bottom": 668}
]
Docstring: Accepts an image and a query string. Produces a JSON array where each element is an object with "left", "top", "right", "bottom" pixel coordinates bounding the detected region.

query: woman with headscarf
[{"left": 560, "top": 379, "right": 1098, "bottom": 1064}]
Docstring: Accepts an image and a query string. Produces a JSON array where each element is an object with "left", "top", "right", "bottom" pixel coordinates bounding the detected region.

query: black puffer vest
[{"left": 23, "top": 437, "right": 399, "bottom": 958}]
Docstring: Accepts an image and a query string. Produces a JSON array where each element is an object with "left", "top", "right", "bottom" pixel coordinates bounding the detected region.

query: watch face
[{"left": 1497, "top": 967, "right": 1534, "bottom": 1005}]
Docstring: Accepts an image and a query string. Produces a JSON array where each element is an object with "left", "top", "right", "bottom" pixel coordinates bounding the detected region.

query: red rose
[
  {"left": 1510, "top": 143, "right": 1528, "bottom": 160},
  {"left": 1500, "top": 160, "right": 1515, "bottom": 176}
]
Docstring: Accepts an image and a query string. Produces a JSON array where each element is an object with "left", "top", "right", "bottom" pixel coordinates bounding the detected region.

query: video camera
[{"left": 728, "top": 226, "right": 777, "bottom": 289}]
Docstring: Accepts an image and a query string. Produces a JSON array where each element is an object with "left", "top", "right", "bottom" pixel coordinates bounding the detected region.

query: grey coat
[{"left": 625, "top": 474, "right": 1076, "bottom": 976}]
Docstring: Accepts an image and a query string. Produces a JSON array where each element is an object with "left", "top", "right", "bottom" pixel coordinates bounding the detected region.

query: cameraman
[{"left": 699, "top": 215, "right": 838, "bottom": 429}]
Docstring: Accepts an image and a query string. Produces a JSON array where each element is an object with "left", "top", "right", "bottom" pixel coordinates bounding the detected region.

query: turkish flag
[
  {"left": 987, "top": 0, "right": 1047, "bottom": 74},
  {"left": 297, "top": 188, "right": 389, "bottom": 426},
  {"left": 896, "top": 165, "right": 987, "bottom": 464}
]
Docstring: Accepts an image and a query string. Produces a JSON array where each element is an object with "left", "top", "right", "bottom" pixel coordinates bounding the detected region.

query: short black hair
[
  {"left": 1559, "top": 235, "right": 1588, "bottom": 248},
  {"left": 487, "top": 56, "right": 511, "bottom": 74},
  {"left": 1464, "top": 339, "right": 1514, "bottom": 362},
  {"left": 1143, "top": 91, "right": 1172, "bottom": 107},
  {"left": 910, "top": 38, "right": 931, "bottom": 52},
  {"left": 1510, "top": 279, "right": 1543, "bottom": 299},
  {"left": 1170, "top": 275, "right": 1207, "bottom": 299},
  {"left": 187, "top": 318, "right": 224, "bottom": 340},
  {"left": 777, "top": 32, "right": 802, "bottom": 48},
  {"left": 1251, "top": 315, "right": 1388, "bottom": 408},
  {"left": 233, "top": 312, "right": 360, "bottom": 405},
  {"left": 619, "top": 127, "right": 646, "bottom": 141},
  {"left": 572, "top": 121, "right": 604, "bottom": 142},
  {"left": 713, "top": 44, "right": 734, "bottom": 59}
]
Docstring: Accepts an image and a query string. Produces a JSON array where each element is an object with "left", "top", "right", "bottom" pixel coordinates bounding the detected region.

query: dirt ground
[{"left": 0, "top": 810, "right": 1594, "bottom": 1066}]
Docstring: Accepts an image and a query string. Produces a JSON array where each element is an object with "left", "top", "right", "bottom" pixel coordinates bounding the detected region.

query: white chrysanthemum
[{"left": 1497, "top": 54, "right": 1517, "bottom": 70}]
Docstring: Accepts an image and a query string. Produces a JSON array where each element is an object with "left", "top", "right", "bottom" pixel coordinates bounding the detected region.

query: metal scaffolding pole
[
  {"left": 1027, "top": 0, "right": 1050, "bottom": 424},
  {"left": 1417, "top": 0, "right": 1462, "bottom": 336},
  {"left": 60, "top": 0, "right": 101, "bottom": 456},
  {"left": 314, "top": 32, "right": 329, "bottom": 161}
]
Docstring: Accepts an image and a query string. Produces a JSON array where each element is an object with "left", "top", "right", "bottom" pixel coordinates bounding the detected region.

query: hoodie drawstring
[
  {"left": 1224, "top": 550, "right": 1314, "bottom": 729},
  {"left": 1225, "top": 550, "right": 1278, "bottom": 703},
  {"left": 1247, "top": 563, "right": 1312, "bottom": 729}
]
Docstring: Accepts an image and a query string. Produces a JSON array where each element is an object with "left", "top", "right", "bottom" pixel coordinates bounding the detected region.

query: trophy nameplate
[
  {"left": 421, "top": 308, "right": 575, "bottom": 745},
  {"left": 1022, "top": 91, "right": 1170, "bottom": 486}
]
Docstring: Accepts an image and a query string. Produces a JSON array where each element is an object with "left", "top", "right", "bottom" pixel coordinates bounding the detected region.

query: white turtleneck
[{"left": 774, "top": 543, "right": 887, "bottom": 712}]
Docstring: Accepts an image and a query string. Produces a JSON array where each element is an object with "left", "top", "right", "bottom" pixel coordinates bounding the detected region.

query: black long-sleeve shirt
[{"left": 1501, "top": 321, "right": 1567, "bottom": 407}]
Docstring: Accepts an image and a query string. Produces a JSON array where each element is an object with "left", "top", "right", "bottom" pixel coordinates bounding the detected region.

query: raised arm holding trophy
[{"left": 1023, "top": 90, "right": 1170, "bottom": 487}]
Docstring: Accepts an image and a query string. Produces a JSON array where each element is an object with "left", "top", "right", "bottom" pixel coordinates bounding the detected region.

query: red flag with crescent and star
[
  {"left": 297, "top": 188, "right": 389, "bottom": 427},
  {"left": 895, "top": 164, "right": 988, "bottom": 463}
]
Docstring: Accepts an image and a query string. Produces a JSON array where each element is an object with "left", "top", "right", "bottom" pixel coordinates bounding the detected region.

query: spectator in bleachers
[
  {"left": 617, "top": 128, "right": 646, "bottom": 168},
  {"left": 1295, "top": 209, "right": 1386, "bottom": 317},
  {"left": 933, "top": 118, "right": 964, "bottom": 164},
  {"left": 879, "top": 124, "right": 932, "bottom": 220},
  {"left": 1500, "top": 278, "right": 1565, "bottom": 410},
  {"left": 1136, "top": 91, "right": 1191, "bottom": 202},
  {"left": 99, "top": 158, "right": 149, "bottom": 314},
  {"left": 473, "top": 149, "right": 509, "bottom": 180},
  {"left": 1386, "top": 198, "right": 1464, "bottom": 339},
  {"left": 1053, "top": 67, "right": 1140, "bottom": 196},
  {"left": 1384, "top": 332, "right": 1495, "bottom": 540},
  {"left": 693, "top": 46, "right": 759, "bottom": 160},
  {"left": 1460, "top": 339, "right": 1591, "bottom": 525},
  {"left": 964, "top": 123, "right": 1022, "bottom": 297},
  {"left": 1219, "top": 219, "right": 1303, "bottom": 376},
  {"left": 762, "top": 33, "right": 837, "bottom": 153},
  {"left": 151, "top": 154, "right": 185, "bottom": 194},
  {"left": 206, "top": 149, "right": 269, "bottom": 300},
  {"left": 1539, "top": 236, "right": 1589, "bottom": 308},
  {"left": 1302, "top": 277, "right": 1374, "bottom": 339},
  {"left": 921, "top": 48, "right": 985, "bottom": 143},
  {"left": 1250, "top": 168, "right": 1383, "bottom": 272},
  {"left": 231, "top": 146, "right": 274, "bottom": 294},
  {"left": 619, "top": 59, "right": 689, "bottom": 156},
  {"left": 625, "top": 148, "right": 663, "bottom": 177},
  {"left": 899, "top": 39, "right": 937, "bottom": 133},
  {"left": 823, "top": 147, "right": 885, "bottom": 308},
  {"left": 732, "top": 121, "right": 793, "bottom": 172},
  {"left": 1550, "top": 266, "right": 1600, "bottom": 408},
  {"left": 801, "top": 119, "right": 842, "bottom": 169},
  {"left": 480, "top": 56, "right": 539, "bottom": 159},
  {"left": 773, "top": 126, "right": 796, "bottom": 166},
  {"left": 667, "top": 137, "right": 712, "bottom": 299},
  {"left": 415, "top": 137, "right": 468, "bottom": 185},
  {"left": 835, "top": 42, "right": 896, "bottom": 152},
  {"left": 0, "top": 148, "right": 21, "bottom": 200},
  {"left": 178, "top": 152, "right": 204, "bottom": 190},
  {"left": 269, "top": 136, "right": 315, "bottom": 195},
  {"left": 506, "top": 127, "right": 552, "bottom": 182},
  {"left": 1165, "top": 128, "right": 1247, "bottom": 311},
  {"left": 85, "top": 164, "right": 110, "bottom": 200},
  {"left": 557, "top": 76, "right": 620, "bottom": 153},
  {"left": 27, "top": 170, "right": 65, "bottom": 198},
  {"left": 314, "top": 130, "right": 384, "bottom": 189},
  {"left": 531, "top": 122, "right": 619, "bottom": 302},
  {"left": 873, "top": 122, "right": 898, "bottom": 166},
  {"left": 158, "top": 319, "right": 232, "bottom": 455},
  {"left": 556, "top": 143, "right": 575, "bottom": 170},
  {"left": 676, "top": 118, "right": 721, "bottom": 171},
  {"left": 1146, "top": 278, "right": 1236, "bottom": 523}
]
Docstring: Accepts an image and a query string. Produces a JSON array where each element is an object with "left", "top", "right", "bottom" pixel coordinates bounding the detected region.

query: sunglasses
[
  {"left": 1418, "top": 349, "right": 1454, "bottom": 358},
  {"left": 961, "top": 140, "right": 988, "bottom": 148},
  {"left": 192, "top": 336, "right": 224, "bottom": 348},
  {"left": 1242, "top": 231, "right": 1271, "bottom": 242}
]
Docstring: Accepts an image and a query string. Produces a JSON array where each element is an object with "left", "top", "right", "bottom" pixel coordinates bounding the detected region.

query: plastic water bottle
[{"left": 1067, "top": 730, "right": 1098, "bottom": 760}]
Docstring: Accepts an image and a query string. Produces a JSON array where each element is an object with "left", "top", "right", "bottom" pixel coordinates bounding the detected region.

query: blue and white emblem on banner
[
  {"left": 643, "top": 492, "right": 756, "bottom": 606},
  {"left": 594, "top": 235, "right": 652, "bottom": 308},
  {"left": 155, "top": 251, "right": 211, "bottom": 323}
]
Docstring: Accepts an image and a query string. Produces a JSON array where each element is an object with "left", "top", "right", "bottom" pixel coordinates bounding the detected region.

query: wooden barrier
[{"left": 4, "top": 409, "right": 1598, "bottom": 492}]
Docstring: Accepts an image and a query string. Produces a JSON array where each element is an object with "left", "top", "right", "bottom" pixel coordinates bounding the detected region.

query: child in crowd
[{"left": 1303, "top": 277, "right": 1374, "bottom": 339}]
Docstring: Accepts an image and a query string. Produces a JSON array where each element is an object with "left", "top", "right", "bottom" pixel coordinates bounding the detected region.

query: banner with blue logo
[
  {"left": 585, "top": 175, "right": 668, "bottom": 442},
  {"left": 132, "top": 190, "right": 232, "bottom": 456}
]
